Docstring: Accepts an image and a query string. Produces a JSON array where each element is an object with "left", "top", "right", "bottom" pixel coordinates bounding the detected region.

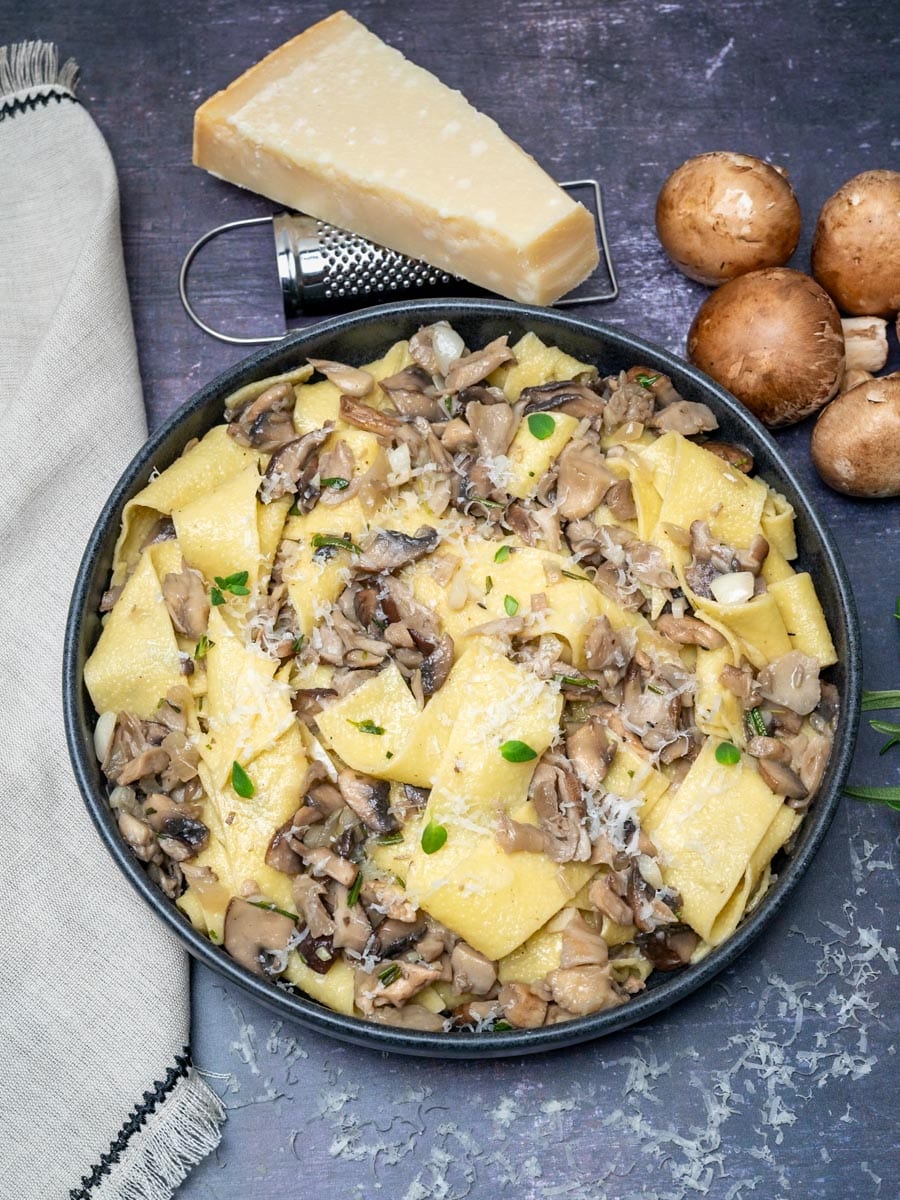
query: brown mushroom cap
[
  {"left": 656, "top": 152, "right": 802, "bottom": 285},
  {"left": 811, "top": 170, "right": 900, "bottom": 318},
  {"left": 810, "top": 373, "right": 900, "bottom": 497},
  {"left": 687, "top": 268, "right": 845, "bottom": 427},
  {"left": 223, "top": 897, "right": 296, "bottom": 977}
]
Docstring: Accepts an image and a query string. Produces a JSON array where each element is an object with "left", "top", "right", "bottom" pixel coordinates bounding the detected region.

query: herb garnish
[
  {"left": 503, "top": 594, "right": 519, "bottom": 616},
  {"left": 311, "top": 533, "right": 360, "bottom": 554},
  {"left": 421, "top": 820, "right": 448, "bottom": 854},
  {"left": 211, "top": 570, "right": 250, "bottom": 606},
  {"left": 320, "top": 477, "right": 350, "bottom": 490},
  {"left": 561, "top": 569, "right": 590, "bottom": 582},
  {"left": 347, "top": 873, "right": 363, "bottom": 906},
  {"left": 748, "top": 706, "right": 767, "bottom": 737},
  {"left": 378, "top": 963, "right": 402, "bottom": 986},
  {"left": 494, "top": 545, "right": 511, "bottom": 563},
  {"left": 500, "top": 740, "right": 537, "bottom": 763},
  {"left": 555, "top": 673, "right": 597, "bottom": 688},
  {"left": 843, "top": 786, "right": 900, "bottom": 812},
  {"left": 292, "top": 635, "right": 305, "bottom": 655},
  {"left": 249, "top": 899, "right": 298, "bottom": 920},
  {"left": 348, "top": 718, "right": 385, "bottom": 736},
  {"left": 194, "top": 634, "right": 214, "bottom": 659},
  {"left": 377, "top": 831, "right": 404, "bottom": 845},
  {"left": 846, "top": 675, "right": 900, "bottom": 808},
  {"left": 527, "top": 412, "right": 555, "bottom": 440},
  {"left": 231, "top": 760, "right": 255, "bottom": 797},
  {"left": 485, "top": 575, "right": 494, "bottom": 594},
  {"left": 635, "top": 372, "right": 660, "bottom": 389},
  {"left": 715, "top": 741, "right": 741, "bottom": 766}
]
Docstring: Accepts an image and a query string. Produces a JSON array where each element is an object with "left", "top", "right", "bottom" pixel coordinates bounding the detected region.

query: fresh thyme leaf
[
  {"left": 231, "top": 760, "right": 255, "bottom": 798},
  {"left": 500, "top": 739, "right": 537, "bottom": 763},
  {"left": 311, "top": 533, "right": 360, "bottom": 553},
  {"left": 348, "top": 718, "right": 385, "bottom": 736},
  {"left": 378, "top": 963, "right": 402, "bottom": 986},
  {"left": 494, "top": 545, "right": 511, "bottom": 563},
  {"left": 635, "top": 372, "right": 660, "bottom": 389},
  {"left": 248, "top": 900, "right": 298, "bottom": 920},
  {"left": 844, "top": 785, "right": 900, "bottom": 811},
  {"left": 214, "top": 571, "right": 250, "bottom": 596},
  {"left": 421, "top": 820, "right": 448, "bottom": 854},
  {"left": 210, "top": 586, "right": 225, "bottom": 606},
  {"left": 194, "top": 634, "right": 214, "bottom": 659},
  {"left": 347, "top": 873, "right": 363, "bottom": 906},
  {"left": 503, "top": 594, "right": 519, "bottom": 616},
  {"left": 321, "top": 476, "right": 350, "bottom": 491},
  {"left": 527, "top": 412, "right": 555, "bottom": 440},
  {"left": 715, "top": 741, "right": 741, "bottom": 766}
]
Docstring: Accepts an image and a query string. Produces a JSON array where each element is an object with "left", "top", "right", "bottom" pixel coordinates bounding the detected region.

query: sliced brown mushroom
[
  {"left": 702, "top": 441, "right": 755, "bottom": 474},
  {"left": 757, "top": 651, "right": 821, "bottom": 716},
  {"left": 450, "top": 942, "right": 497, "bottom": 996},
  {"left": 556, "top": 441, "right": 615, "bottom": 520},
  {"left": 117, "top": 746, "right": 171, "bottom": 787},
  {"left": 636, "top": 924, "right": 699, "bottom": 970},
  {"left": 756, "top": 756, "right": 808, "bottom": 800},
  {"left": 560, "top": 912, "right": 609, "bottom": 968},
  {"left": 418, "top": 632, "right": 454, "bottom": 696},
  {"left": 529, "top": 758, "right": 591, "bottom": 863},
  {"left": 355, "top": 960, "right": 443, "bottom": 1015},
  {"left": 162, "top": 562, "right": 209, "bottom": 640},
  {"left": 223, "top": 896, "right": 296, "bottom": 978},
  {"left": 625, "top": 539, "right": 680, "bottom": 590},
  {"left": 355, "top": 526, "right": 439, "bottom": 573},
  {"left": 291, "top": 875, "right": 335, "bottom": 939},
  {"left": 298, "top": 845, "right": 358, "bottom": 887},
  {"left": 117, "top": 810, "right": 157, "bottom": 862},
  {"left": 408, "top": 320, "right": 466, "bottom": 377},
  {"left": 265, "top": 820, "right": 304, "bottom": 875},
  {"left": 307, "top": 357, "right": 374, "bottom": 397},
  {"left": 339, "top": 394, "right": 409, "bottom": 438},
  {"left": 566, "top": 716, "right": 615, "bottom": 791},
  {"left": 588, "top": 872, "right": 634, "bottom": 927},
  {"left": 379, "top": 366, "right": 443, "bottom": 420},
  {"left": 624, "top": 366, "right": 682, "bottom": 406},
  {"left": 228, "top": 381, "right": 297, "bottom": 451},
  {"left": 260, "top": 422, "right": 334, "bottom": 504},
  {"left": 329, "top": 880, "right": 372, "bottom": 952},
  {"left": 546, "top": 964, "right": 621, "bottom": 1015},
  {"left": 144, "top": 793, "right": 210, "bottom": 862},
  {"left": 495, "top": 813, "right": 554, "bottom": 856},
  {"left": 464, "top": 398, "right": 519, "bottom": 459},
  {"left": 650, "top": 400, "right": 718, "bottom": 435},
  {"left": 520, "top": 380, "right": 605, "bottom": 420},
  {"left": 604, "top": 479, "right": 637, "bottom": 521},
  {"left": 444, "top": 336, "right": 514, "bottom": 393},
  {"left": 375, "top": 915, "right": 428, "bottom": 958},
  {"left": 498, "top": 982, "right": 549, "bottom": 1029},
  {"left": 337, "top": 770, "right": 397, "bottom": 834},
  {"left": 656, "top": 612, "right": 726, "bottom": 649},
  {"left": 719, "top": 662, "right": 762, "bottom": 708}
]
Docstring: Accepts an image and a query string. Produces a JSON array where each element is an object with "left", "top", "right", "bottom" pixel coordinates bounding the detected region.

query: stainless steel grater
[{"left": 179, "top": 179, "right": 618, "bottom": 345}]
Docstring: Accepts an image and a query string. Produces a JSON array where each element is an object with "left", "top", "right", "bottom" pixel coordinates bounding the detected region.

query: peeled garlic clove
[{"left": 710, "top": 571, "right": 755, "bottom": 605}]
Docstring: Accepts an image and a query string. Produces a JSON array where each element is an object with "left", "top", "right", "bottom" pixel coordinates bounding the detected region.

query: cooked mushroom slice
[
  {"left": 636, "top": 924, "right": 699, "bottom": 970},
  {"left": 656, "top": 613, "right": 726, "bottom": 649},
  {"left": 757, "top": 651, "right": 821, "bottom": 716},
  {"left": 719, "top": 662, "right": 763, "bottom": 708},
  {"left": 329, "top": 880, "right": 372, "bottom": 952},
  {"left": 440, "top": 417, "right": 477, "bottom": 452},
  {"left": 756, "top": 756, "right": 808, "bottom": 800},
  {"left": 624, "top": 366, "right": 682, "bottom": 406},
  {"left": 588, "top": 872, "right": 634, "bottom": 927},
  {"left": 228, "top": 381, "right": 297, "bottom": 451},
  {"left": 260, "top": 422, "right": 334, "bottom": 504},
  {"left": 556, "top": 440, "right": 615, "bottom": 520},
  {"left": 307, "top": 357, "right": 374, "bottom": 397},
  {"left": 560, "top": 913, "right": 609, "bottom": 968},
  {"left": 604, "top": 379, "right": 656, "bottom": 429},
  {"left": 650, "top": 400, "right": 718, "bottom": 435},
  {"left": 626, "top": 539, "right": 680, "bottom": 590},
  {"left": 376, "top": 915, "right": 427, "bottom": 958},
  {"left": 337, "top": 770, "right": 397, "bottom": 834},
  {"left": 626, "top": 861, "right": 678, "bottom": 932},
  {"left": 746, "top": 735, "right": 792, "bottom": 764},
  {"left": 529, "top": 759, "right": 591, "bottom": 863},
  {"left": 162, "top": 563, "right": 209, "bottom": 639},
  {"left": 464, "top": 398, "right": 519, "bottom": 459},
  {"left": 450, "top": 942, "right": 497, "bottom": 996},
  {"left": 604, "top": 479, "right": 637, "bottom": 521},
  {"left": 419, "top": 632, "right": 454, "bottom": 696},
  {"left": 299, "top": 845, "right": 358, "bottom": 887},
  {"left": 265, "top": 820, "right": 304, "bottom": 875},
  {"left": 566, "top": 716, "right": 615, "bottom": 791},
  {"left": 379, "top": 366, "right": 443, "bottom": 420},
  {"left": 369, "top": 1004, "right": 447, "bottom": 1032},
  {"left": 498, "top": 982, "right": 549, "bottom": 1029},
  {"left": 144, "top": 795, "right": 210, "bottom": 861},
  {"left": 223, "top": 896, "right": 296, "bottom": 978},
  {"left": 291, "top": 876, "right": 335, "bottom": 939},
  {"left": 520, "top": 380, "right": 605, "bottom": 420},
  {"left": 546, "top": 964, "right": 621, "bottom": 1015},
  {"left": 702, "top": 441, "right": 755, "bottom": 474},
  {"left": 355, "top": 960, "right": 443, "bottom": 1015},
  {"left": 360, "top": 877, "right": 418, "bottom": 922},
  {"left": 443, "top": 336, "right": 514, "bottom": 393},
  {"left": 355, "top": 525, "right": 439, "bottom": 573},
  {"left": 117, "top": 810, "right": 157, "bottom": 862},
  {"left": 408, "top": 320, "right": 466, "bottom": 377},
  {"left": 339, "top": 394, "right": 409, "bottom": 438},
  {"left": 292, "top": 688, "right": 339, "bottom": 723},
  {"left": 117, "top": 745, "right": 171, "bottom": 787},
  {"left": 449, "top": 1000, "right": 505, "bottom": 1029}
]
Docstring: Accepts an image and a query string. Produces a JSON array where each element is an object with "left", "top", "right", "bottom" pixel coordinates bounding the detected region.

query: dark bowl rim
[{"left": 63, "top": 297, "right": 860, "bottom": 1059}]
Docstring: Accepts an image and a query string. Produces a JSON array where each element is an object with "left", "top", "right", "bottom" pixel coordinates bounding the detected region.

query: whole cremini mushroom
[
  {"left": 656, "top": 151, "right": 802, "bottom": 285},
  {"left": 811, "top": 170, "right": 900, "bottom": 318},
  {"left": 687, "top": 268, "right": 845, "bottom": 427},
  {"left": 811, "top": 373, "right": 900, "bottom": 497}
]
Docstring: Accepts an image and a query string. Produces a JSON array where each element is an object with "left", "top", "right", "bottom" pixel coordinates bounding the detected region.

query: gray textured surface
[{"left": 9, "top": 0, "right": 898, "bottom": 1195}]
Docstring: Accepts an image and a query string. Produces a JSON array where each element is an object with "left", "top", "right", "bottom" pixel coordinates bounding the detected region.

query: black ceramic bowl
[{"left": 64, "top": 299, "right": 860, "bottom": 1058}]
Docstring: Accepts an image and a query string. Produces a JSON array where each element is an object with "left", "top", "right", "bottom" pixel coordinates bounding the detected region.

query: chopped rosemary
[
  {"left": 843, "top": 786, "right": 900, "bottom": 811},
  {"left": 311, "top": 533, "right": 361, "bottom": 554},
  {"left": 421, "top": 820, "right": 448, "bottom": 854},
  {"left": 715, "top": 741, "right": 741, "bottom": 766},
  {"left": 249, "top": 899, "right": 298, "bottom": 920},
  {"left": 748, "top": 706, "right": 767, "bottom": 737},
  {"left": 500, "top": 740, "right": 537, "bottom": 763},
  {"left": 377, "top": 831, "right": 404, "bottom": 845},
  {"left": 862, "top": 690, "right": 900, "bottom": 711},
  {"left": 503, "top": 594, "right": 519, "bottom": 616},
  {"left": 347, "top": 873, "right": 363, "bottom": 906},
  {"left": 485, "top": 575, "right": 494, "bottom": 594},
  {"left": 378, "top": 963, "right": 402, "bottom": 986},
  {"left": 646, "top": 683, "right": 665, "bottom": 696},
  {"left": 527, "top": 412, "right": 555, "bottom": 440},
  {"left": 231, "top": 760, "right": 255, "bottom": 798},
  {"left": 556, "top": 673, "right": 597, "bottom": 688},
  {"left": 561, "top": 569, "right": 590, "bottom": 582},
  {"left": 348, "top": 718, "right": 385, "bottom": 736}
]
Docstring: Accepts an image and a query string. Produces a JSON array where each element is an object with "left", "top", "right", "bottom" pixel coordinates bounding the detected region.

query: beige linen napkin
[{"left": 0, "top": 42, "right": 224, "bottom": 1199}]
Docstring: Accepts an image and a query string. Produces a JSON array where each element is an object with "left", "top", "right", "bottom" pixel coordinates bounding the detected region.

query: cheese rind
[{"left": 194, "top": 11, "right": 599, "bottom": 304}]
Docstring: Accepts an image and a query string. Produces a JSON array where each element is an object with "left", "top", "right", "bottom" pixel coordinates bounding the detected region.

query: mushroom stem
[{"left": 841, "top": 317, "right": 888, "bottom": 374}]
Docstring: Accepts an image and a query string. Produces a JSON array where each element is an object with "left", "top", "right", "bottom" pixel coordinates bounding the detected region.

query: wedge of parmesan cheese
[{"left": 193, "top": 10, "right": 599, "bottom": 304}]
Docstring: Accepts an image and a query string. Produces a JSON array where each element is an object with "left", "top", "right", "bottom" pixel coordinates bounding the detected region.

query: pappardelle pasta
[{"left": 86, "top": 323, "right": 838, "bottom": 1032}]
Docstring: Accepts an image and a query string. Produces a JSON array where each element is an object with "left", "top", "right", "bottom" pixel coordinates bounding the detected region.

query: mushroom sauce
[{"left": 87, "top": 322, "right": 839, "bottom": 1033}]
